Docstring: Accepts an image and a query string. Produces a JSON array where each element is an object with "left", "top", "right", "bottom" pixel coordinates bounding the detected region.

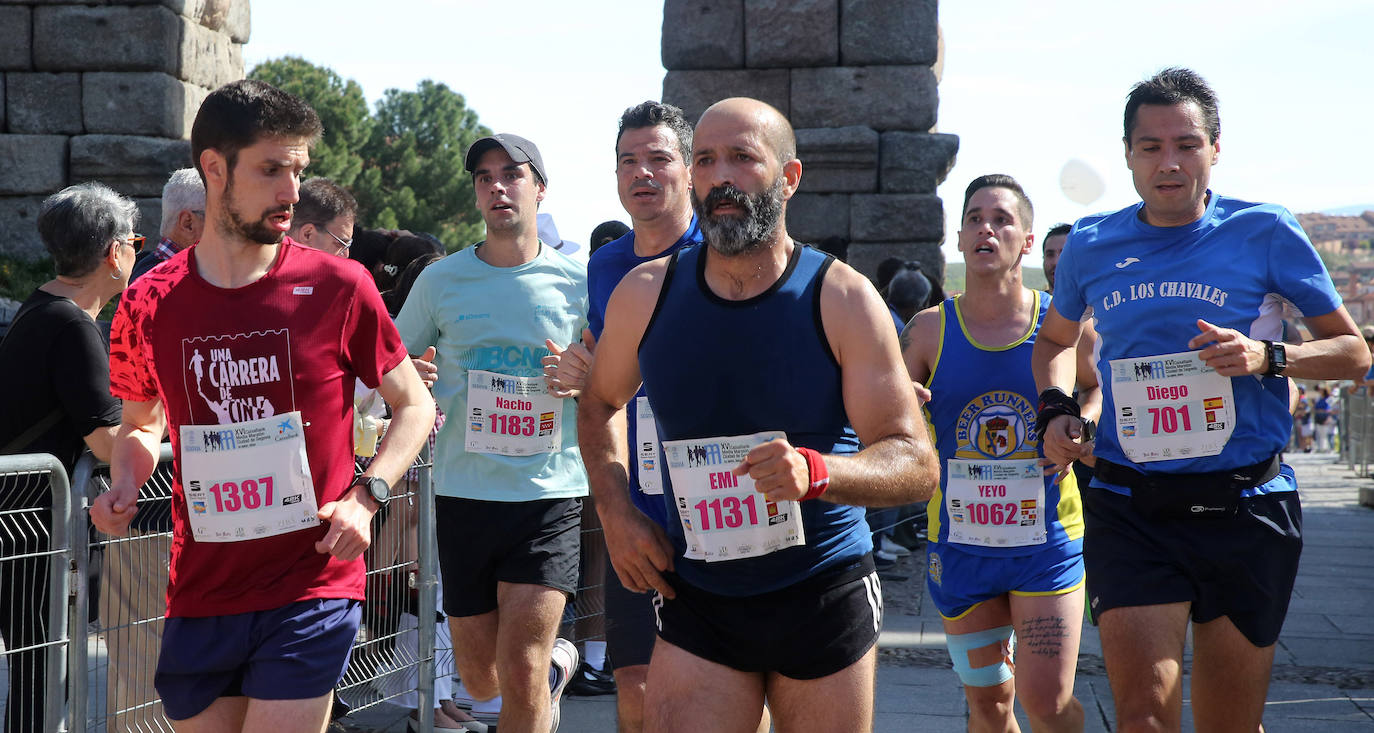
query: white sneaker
[
  {"left": 549, "top": 637, "right": 579, "bottom": 732},
  {"left": 879, "top": 535, "right": 911, "bottom": 557},
  {"left": 451, "top": 679, "right": 475, "bottom": 710},
  {"left": 874, "top": 548, "right": 898, "bottom": 563},
  {"left": 470, "top": 694, "right": 502, "bottom": 725}
]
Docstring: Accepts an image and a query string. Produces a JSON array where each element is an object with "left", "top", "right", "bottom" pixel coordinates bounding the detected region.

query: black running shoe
[{"left": 565, "top": 660, "right": 617, "bottom": 696}]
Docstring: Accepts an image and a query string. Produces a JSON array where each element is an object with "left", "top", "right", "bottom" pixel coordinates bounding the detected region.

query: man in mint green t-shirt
[{"left": 395, "top": 134, "right": 587, "bottom": 733}]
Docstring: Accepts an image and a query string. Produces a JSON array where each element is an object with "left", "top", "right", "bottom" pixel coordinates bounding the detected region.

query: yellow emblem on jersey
[{"left": 954, "top": 390, "right": 1038, "bottom": 460}]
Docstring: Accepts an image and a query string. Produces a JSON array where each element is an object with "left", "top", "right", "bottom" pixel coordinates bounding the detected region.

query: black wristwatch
[
  {"left": 352, "top": 476, "right": 390, "bottom": 509},
  {"left": 1262, "top": 340, "right": 1287, "bottom": 377}
]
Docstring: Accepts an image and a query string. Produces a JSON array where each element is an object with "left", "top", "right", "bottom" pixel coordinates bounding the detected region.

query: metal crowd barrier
[
  {"left": 0, "top": 453, "right": 72, "bottom": 733},
  {"left": 1342, "top": 387, "right": 1374, "bottom": 477},
  {"left": 71, "top": 446, "right": 176, "bottom": 733},
  {"left": 4, "top": 439, "right": 608, "bottom": 733},
  {"left": 336, "top": 447, "right": 437, "bottom": 718},
  {"left": 67, "top": 445, "right": 442, "bottom": 732}
]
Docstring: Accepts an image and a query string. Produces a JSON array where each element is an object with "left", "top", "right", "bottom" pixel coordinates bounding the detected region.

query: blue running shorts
[
  {"left": 155, "top": 598, "right": 361, "bottom": 720},
  {"left": 926, "top": 540, "right": 1085, "bottom": 620}
]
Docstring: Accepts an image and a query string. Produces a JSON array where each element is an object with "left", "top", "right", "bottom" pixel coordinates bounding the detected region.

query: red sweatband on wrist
[{"left": 797, "top": 447, "right": 830, "bottom": 501}]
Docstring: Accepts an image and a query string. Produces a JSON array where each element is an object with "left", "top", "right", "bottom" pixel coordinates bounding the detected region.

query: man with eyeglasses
[
  {"left": 289, "top": 177, "right": 357, "bottom": 256},
  {"left": 131, "top": 168, "right": 205, "bottom": 282}
]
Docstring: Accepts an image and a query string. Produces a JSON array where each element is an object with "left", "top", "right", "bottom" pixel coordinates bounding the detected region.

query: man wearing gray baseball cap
[
  {"left": 464, "top": 133, "right": 548, "bottom": 185},
  {"left": 397, "top": 132, "right": 588, "bottom": 731}
]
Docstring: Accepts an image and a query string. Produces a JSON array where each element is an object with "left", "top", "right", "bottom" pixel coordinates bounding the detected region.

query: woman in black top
[{"left": 0, "top": 182, "right": 137, "bottom": 733}]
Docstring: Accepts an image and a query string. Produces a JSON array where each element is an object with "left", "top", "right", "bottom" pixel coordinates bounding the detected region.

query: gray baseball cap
[{"left": 464, "top": 133, "right": 547, "bottom": 184}]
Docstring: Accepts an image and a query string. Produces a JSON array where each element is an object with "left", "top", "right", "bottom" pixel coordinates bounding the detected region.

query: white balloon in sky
[{"left": 1059, "top": 159, "right": 1105, "bottom": 206}]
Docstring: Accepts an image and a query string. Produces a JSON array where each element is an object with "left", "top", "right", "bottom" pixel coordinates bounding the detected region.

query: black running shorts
[
  {"left": 1083, "top": 486, "right": 1302, "bottom": 646},
  {"left": 435, "top": 496, "right": 582, "bottom": 617},
  {"left": 653, "top": 556, "right": 882, "bottom": 680}
]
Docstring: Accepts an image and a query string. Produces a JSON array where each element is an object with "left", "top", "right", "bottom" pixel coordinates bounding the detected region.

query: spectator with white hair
[{"left": 131, "top": 167, "right": 205, "bottom": 282}]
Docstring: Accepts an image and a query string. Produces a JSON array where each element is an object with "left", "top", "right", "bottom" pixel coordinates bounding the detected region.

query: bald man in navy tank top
[{"left": 578, "top": 97, "right": 940, "bottom": 733}]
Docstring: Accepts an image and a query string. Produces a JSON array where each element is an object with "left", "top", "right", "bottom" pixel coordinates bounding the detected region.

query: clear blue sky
[{"left": 243, "top": 1, "right": 1374, "bottom": 264}]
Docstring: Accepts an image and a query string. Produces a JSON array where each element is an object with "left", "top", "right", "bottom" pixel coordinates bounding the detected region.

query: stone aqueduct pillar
[
  {"left": 661, "top": 0, "right": 958, "bottom": 281},
  {"left": 0, "top": 1, "right": 955, "bottom": 277},
  {"left": 0, "top": 0, "right": 249, "bottom": 258}
]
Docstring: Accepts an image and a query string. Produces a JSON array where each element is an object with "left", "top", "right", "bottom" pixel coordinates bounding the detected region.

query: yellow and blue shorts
[{"left": 926, "top": 539, "right": 1084, "bottom": 620}]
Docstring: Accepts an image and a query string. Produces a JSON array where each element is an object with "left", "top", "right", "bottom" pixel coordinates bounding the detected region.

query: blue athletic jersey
[
  {"left": 638, "top": 243, "right": 869, "bottom": 596},
  {"left": 923, "top": 291, "right": 1084, "bottom": 557},
  {"left": 1054, "top": 193, "right": 1341, "bottom": 494},
  {"left": 587, "top": 218, "right": 702, "bottom": 527}
]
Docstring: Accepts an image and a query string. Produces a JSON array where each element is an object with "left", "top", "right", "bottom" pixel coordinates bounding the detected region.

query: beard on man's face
[
  {"left": 692, "top": 178, "right": 785, "bottom": 256},
  {"left": 219, "top": 174, "right": 290, "bottom": 246}
]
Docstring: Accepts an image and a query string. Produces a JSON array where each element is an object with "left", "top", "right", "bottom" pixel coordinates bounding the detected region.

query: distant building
[
  {"left": 1333, "top": 262, "right": 1374, "bottom": 326},
  {"left": 1296, "top": 211, "right": 1374, "bottom": 251}
]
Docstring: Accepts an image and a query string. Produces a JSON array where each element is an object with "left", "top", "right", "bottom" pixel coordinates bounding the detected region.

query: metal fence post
[
  {"left": 414, "top": 442, "right": 436, "bottom": 733},
  {"left": 0, "top": 452, "right": 72, "bottom": 733}
]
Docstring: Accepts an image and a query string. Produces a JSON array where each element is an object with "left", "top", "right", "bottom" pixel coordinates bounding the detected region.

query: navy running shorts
[
  {"left": 1082, "top": 478, "right": 1302, "bottom": 646},
  {"left": 155, "top": 598, "right": 361, "bottom": 721}
]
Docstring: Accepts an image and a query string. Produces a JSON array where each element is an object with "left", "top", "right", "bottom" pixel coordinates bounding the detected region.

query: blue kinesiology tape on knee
[{"left": 945, "top": 625, "right": 1016, "bottom": 688}]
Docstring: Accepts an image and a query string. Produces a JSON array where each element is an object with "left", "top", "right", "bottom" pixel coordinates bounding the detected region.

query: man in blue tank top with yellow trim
[
  {"left": 1033, "top": 68, "right": 1370, "bottom": 731},
  {"left": 903, "top": 174, "right": 1098, "bottom": 732},
  {"left": 577, "top": 97, "right": 939, "bottom": 733}
]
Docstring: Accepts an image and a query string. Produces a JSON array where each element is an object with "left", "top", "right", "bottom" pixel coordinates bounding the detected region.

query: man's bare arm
[
  {"left": 365, "top": 358, "right": 437, "bottom": 488},
  {"left": 1074, "top": 319, "right": 1102, "bottom": 424},
  {"left": 91, "top": 398, "right": 165, "bottom": 536},
  {"left": 1032, "top": 306, "right": 1087, "bottom": 473},
  {"left": 578, "top": 262, "right": 676, "bottom": 597},
  {"left": 315, "top": 357, "right": 436, "bottom": 562},
  {"left": 819, "top": 263, "right": 939, "bottom": 506}
]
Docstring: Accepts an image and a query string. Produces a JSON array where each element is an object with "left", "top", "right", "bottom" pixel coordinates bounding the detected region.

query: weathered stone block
[
  {"left": 662, "top": 68, "right": 788, "bottom": 126},
  {"left": 179, "top": 17, "right": 242, "bottom": 88},
  {"left": 0, "top": 196, "right": 48, "bottom": 262},
  {"left": 70, "top": 135, "right": 191, "bottom": 197},
  {"left": 225, "top": 0, "right": 249, "bottom": 44},
  {"left": 83, "top": 72, "right": 206, "bottom": 138},
  {"left": 6, "top": 73, "right": 83, "bottom": 135},
  {"left": 850, "top": 193, "right": 943, "bottom": 242},
  {"left": 786, "top": 193, "right": 850, "bottom": 244},
  {"left": 662, "top": 0, "right": 743, "bottom": 70},
  {"left": 0, "top": 6, "right": 31, "bottom": 70},
  {"left": 840, "top": 0, "right": 938, "bottom": 66},
  {"left": 791, "top": 66, "right": 937, "bottom": 131},
  {"left": 795, "top": 126, "right": 878, "bottom": 193},
  {"left": 33, "top": 5, "right": 180, "bottom": 72},
  {"left": 744, "top": 0, "right": 837, "bottom": 69},
  {"left": 880, "top": 132, "right": 959, "bottom": 193},
  {"left": 0, "top": 135, "right": 67, "bottom": 195},
  {"left": 848, "top": 241, "right": 944, "bottom": 287}
]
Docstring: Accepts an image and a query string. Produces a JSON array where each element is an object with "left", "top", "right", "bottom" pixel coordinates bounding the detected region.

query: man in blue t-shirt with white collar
[{"left": 1032, "top": 68, "right": 1369, "bottom": 732}]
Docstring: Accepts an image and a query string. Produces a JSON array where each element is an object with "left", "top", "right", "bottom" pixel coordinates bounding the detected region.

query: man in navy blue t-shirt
[
  {"left": 544, "top": 100, "right": 703, "bottom": 733},
  {"left": 1032, "top": 68, "right": 1369, "bottom": 732}
]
